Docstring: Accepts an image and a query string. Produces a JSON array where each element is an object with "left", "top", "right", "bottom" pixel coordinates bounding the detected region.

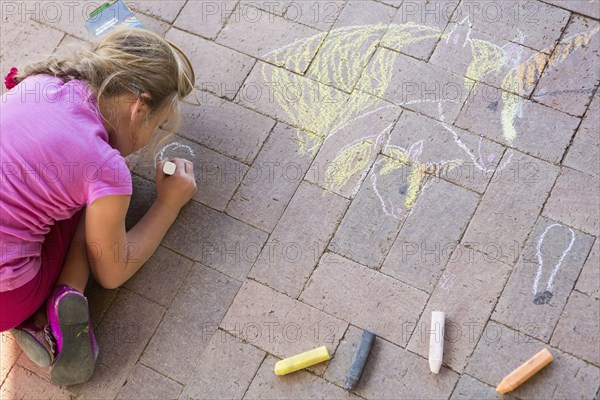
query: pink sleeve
[{"left": 85, "top": 152, "right": 133, "bottom": 206}]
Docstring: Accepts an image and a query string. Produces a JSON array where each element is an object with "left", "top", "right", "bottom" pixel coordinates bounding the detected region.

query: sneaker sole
[
  {"left": 11, "top": 329, "right": 52, "bottom": 368},
  {"left": 50, "top": 294, "right": 95, "bottom": 386}
]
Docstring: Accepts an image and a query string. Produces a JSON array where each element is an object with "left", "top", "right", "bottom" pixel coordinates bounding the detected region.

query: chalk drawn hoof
[
  {"left": 533, "top": 291, "right": 553, "bottom": 305},
  {"left": 399, "top": 183, "right": 408, "bottom": 194}
]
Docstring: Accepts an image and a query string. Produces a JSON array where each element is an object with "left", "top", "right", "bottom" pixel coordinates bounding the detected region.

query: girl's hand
[{"left": 155, "top": 158, "right": 197, "bottom": 211}]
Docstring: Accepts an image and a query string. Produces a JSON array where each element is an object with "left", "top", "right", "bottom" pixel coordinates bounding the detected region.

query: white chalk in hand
[
  {"left": 428, "top": 311, "right": 445, "bottom": 374},
  {"left": 162, "top": 161, "right": 177, "bottom": 176}
]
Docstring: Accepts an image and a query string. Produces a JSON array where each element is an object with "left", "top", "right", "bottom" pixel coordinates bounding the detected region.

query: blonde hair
[{"left": 13, "top": 27, "right": 197, "bottom": 155}]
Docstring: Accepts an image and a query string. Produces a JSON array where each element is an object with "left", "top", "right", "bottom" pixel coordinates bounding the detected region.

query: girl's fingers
[{"left": 184, "top": 160, "right": 194, "bottom": 176}]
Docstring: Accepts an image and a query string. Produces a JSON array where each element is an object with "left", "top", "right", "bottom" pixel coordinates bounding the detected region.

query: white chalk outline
[
  {"left": 154, "top": 142, "right": 196, "bottom": 167},
  {"left": 532, "top": 223, "right": 576, "bottom": 298}
]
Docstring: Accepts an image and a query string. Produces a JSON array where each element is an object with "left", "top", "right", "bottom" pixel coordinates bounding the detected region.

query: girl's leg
[
  {"left": 46, "top": 208, "right": 99, "bottom": 386},
  {"left": 31, "top": 209, "right": 88, "bottom": 328},
  {"left": 54, "top": 209, "right": 89, "bottom": 294}
]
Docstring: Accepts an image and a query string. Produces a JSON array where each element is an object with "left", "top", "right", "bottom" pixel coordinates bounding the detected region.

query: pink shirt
[{"left": 0, "top": 75, "right": 132, "bottom": 292}]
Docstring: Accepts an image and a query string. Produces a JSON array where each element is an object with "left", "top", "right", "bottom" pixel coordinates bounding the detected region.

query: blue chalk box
[{"left": 85, "top": 0, "right": 144, "bottom": 38}]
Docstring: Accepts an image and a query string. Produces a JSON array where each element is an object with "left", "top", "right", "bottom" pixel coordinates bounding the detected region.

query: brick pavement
[{"left": 0, "top": 0, "right": 599, "bottom": 399}]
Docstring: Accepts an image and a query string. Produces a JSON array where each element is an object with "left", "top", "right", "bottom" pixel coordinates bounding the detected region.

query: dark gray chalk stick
[{"left": 344, "top": 330, "right": 376, "bottom": 390}]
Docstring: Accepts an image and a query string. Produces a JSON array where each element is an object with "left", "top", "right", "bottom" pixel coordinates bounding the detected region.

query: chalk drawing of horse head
[{"left": 260, "top": 21, "right": 598, "bottom": 217}]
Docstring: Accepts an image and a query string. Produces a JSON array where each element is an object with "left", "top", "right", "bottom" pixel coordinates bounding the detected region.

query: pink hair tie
[{"left": 4, "top": 67, "right": 19, "bottom": 90}]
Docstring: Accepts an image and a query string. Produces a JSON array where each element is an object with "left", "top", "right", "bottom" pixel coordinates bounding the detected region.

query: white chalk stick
[
  {"left": 428, "top": 311, "right": 445, "bottom": 374},
  {"left": 162, "top": 161, "right": 177, "bottom": 176}
]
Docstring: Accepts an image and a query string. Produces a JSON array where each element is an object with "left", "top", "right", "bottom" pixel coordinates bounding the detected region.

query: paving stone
[
  {"left": 329, "top": 154, "right": 421, "bottom": 268},
  {"left": 0, "top": 365, "right": 73, "bottom": 400},
  {"left": 85, "top": 279, "right": 119, "bottom": 327},
  {"left": 162, "top": 201, "right": 268, "bottom": 281},
  {"left": 166, "top": 27, "right": 255, "bottom": 100},
  {"left": 430, "top": 22, "right": 546, "bottom": 96},
  {"left": 135, "top": 10, "right": 172, "bottom": 35},
  {"left": 461, "top": 150, "right": 559, "bottom": 265},
  {"left": 564, "top": 93, "right": 600, "bottom": 177},
  {"left": 53, "top": 34, "right": 89, "bottom": 58},
  {"left": 0, "top": 334, "right": 21, "bottom": 386},
  {"left": 376, "top": 0, "right": 403, "bottom": 6},
  {"left": 131, "top": 0, "right": 187, "bottom": 23},
  {"left": 381, "top": 178, "right": 479, "bottom": 293},
  {"left": 249, "top": 181, "right": 349, "bottom": 297},
  {"left": 133, "top": 136, "right": 248, "bottom": 212},
  {"left": 141, "top": 263, "right": 241, "bottom": 384},
  {"left": 450, "top": 374, "right": 514, "bottom": 400},
  {"left": 406, "top": 245, "right": 511, "bottom": 371},
  {"left": 532, "top": 16, "right": 600, "bottom": 116},
  {"left": 332, "top": 0, "right": 396, "bottom": 29},
  {"left": 466, "top": 322, "right": 600, "bottom": 400},
  {"left": 0, "top": 19, "right": 64, "bottom": 96},
  {"left": 226, "top": 123, "right": 318, "bottom": 232},
  {"left": 117, "top": 363, "right": 183, "bottom": 400},
  {"left": 239, "top": 0, "right": 289, "bottom": 16},
  {"left": 95, "top": 289, "right": 165, "bottom": 371},
  {"left": 217, "top": 2, "right": 322, "bottom": 74},
  {"left": 305, "top": 0, "right": 395, "bottom": 92},
  {"left": 178, "top": 91, "right": 276, "bottom": 165},
  {"left": 492, "top": 216, "right": 595, "bottom": 342},
  {"left": 71, "top": 361, "right": 138, "bottom": 399},
  {"left": 305, "top": 94, "right": 402, "bottom": 198},
  {"left": 323, "top": 325, "right": 459, "bottom": 399},
  {"left": 174, "top": 0, "right": 238, "bottom": 39},
  {"left": 358, "top": 48, "right": 473, "bottom": 123},
  {"left": 300, "top": 252, "right": 428, "bottom": 347},
  {"left": 14, "top": 348, "right": 52, "bottom": 385},
  {"left": 551, "top": 291, "right": 600, "bottom": 365},
  {"left": 123, "top": 246, "right": 194, "bottom": 308},
  {"left": 15, "top": 341, "right": 58, "bottom": 385},
  {"left": 542, "top": 0, "right": 600, "bottom": 19},
  {"left": 458, "top": 0, "right": 570, "bottom": 53},
  {"left": 64, "top": 289, "right": 165, "bottom": 398},
  {"left": 455, "top": 83, "right": 579, "bottom": 164},
  {"left": 543, "top": 167, "right": 600, "bottom": 236},
  {"left": 236, "top": 61, "right": 349, "bottom": 139},
  {"left": 221, "top": 280, "right": 348, "bottom": 360},
  {"left": 21, "top": 1, "right": 90, "bottom": 40},
  {"left": 383, "top": 109, "right": 505, "bottom": 194},
  {"left": 283, "top": 0, "right": 346, "bottom": 31},
  {"left": 244, "top": 354, "right": 359, "bottom": 399},
  {"left": 576, "top": 239, "right": 600, "bottom": 299},
  {"left": 180, "top": 329, "right": 265, "bottom": 399},
  {"left": 125, "top": 175, "right": 157, "bottom": 230},
  {"left": 382, "top": 0, "right": 460, "bottom": 60}
]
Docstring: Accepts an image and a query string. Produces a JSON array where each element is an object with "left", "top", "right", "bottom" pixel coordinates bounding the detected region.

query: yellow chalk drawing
[
  {"left": 384, "top": 22, "right": 444, "bottom": 50},
  {"left": 261, "top": 23, "right": 442, "bottom": 160},
  {"left": 381, "top": 141, "right": 462, "bottom": 209},
  {"left": 500, "top": 29, "right": 598, "bottom": 142},
  {"left": 324, "top": 138, "right": 375, "bottom": 192},
  {"left": 380, "top": 147, "right": 410, "bottom": 175},
  {"left": 309, "top": 24, "right": 387, "bottom": 93},
  {"left": 465, "top": 39, "right": 509, "bottom": 89},
  {"left": 260, "top": 21, "right": 597, "bottom": 214},
  {"left": 263, "top": 32, "right": 328, "bottom": 74}
]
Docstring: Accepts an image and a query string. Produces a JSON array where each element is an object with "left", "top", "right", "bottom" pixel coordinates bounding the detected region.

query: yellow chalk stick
[
  {"left": 496, "top": 348, "right": 553, "bottom": 394},
  {"left": 274, "top": 346, "right": 330, "bottom": 376}
]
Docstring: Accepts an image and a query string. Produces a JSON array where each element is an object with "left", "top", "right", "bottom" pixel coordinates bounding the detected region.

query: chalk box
[{"left": 85, "top": 0, "right": 144, "bottom": 39}]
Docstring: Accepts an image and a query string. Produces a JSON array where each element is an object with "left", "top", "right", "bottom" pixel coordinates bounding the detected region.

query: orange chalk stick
[{"left": 496, "top": 348, "right": 553, "bottom": 394}]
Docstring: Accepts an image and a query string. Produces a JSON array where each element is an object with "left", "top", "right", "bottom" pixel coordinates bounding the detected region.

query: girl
[{"left": 0, "top": 28, "right": 197, "bottom": 386}]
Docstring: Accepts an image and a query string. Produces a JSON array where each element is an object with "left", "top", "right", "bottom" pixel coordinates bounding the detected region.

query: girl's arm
[{"left": 85, "top": 158, "right": 196, "bottom": 289}]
